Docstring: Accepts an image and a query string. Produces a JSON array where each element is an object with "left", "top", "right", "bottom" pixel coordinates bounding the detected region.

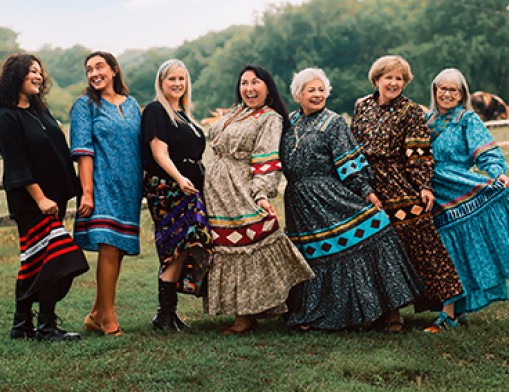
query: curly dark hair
[
  {"left": 0, "top": 53, "right": 48, "bottom": 113},
  {"left": 235, "top": 64, "right": 290, "bottom": 132},
  {"left": 83, "top": 51, "right": 129, "bottom": 107}
]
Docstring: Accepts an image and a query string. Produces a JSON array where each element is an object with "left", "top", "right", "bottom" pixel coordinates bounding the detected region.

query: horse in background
[{"left": 471, "top": 91, "right": 509, "bottom": 121}]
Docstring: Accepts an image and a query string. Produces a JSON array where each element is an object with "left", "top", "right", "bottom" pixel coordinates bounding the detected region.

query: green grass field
[
  {"left": 0, "top": 127, "right": 508, "bottom": 391},
  {"left": 1, "top": 204, "right": 509, "bottom": 390}
]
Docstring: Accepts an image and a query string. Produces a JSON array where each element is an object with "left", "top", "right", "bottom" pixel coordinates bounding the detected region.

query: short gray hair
[
  {"left": 290, "top": 68, "right": 332, "bottom": 102},
  {"left": 429, "top": 68, "right": 472, "bottom": 111}
]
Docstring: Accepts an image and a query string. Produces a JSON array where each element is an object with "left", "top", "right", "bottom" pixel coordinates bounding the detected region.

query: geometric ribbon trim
[
  {"left": 211, "top": 215, "right": 279, "bottom": 246},
  {"left": 294, "top": 210, "right": 390, "bottom": 260}
]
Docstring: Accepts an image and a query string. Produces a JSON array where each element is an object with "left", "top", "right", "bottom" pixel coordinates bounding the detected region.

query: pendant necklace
[
  {"left": 176, "top": 111, "right": 201, "bottom": 138},
  {"left": 25, "top": 109, "right": 46, "bottom": 130},
  {"left": 291, "top": 114, "right": 321, "bottom": 155}
]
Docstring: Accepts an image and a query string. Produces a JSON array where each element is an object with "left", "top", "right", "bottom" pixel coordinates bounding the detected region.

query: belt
[{"left": 181, "top": 158, "right": 202, "bottom": 164}]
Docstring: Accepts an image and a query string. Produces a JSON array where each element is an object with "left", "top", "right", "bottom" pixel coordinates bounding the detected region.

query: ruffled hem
[
  {"left": 454, "top": 281, "right": 509, "bottom": 314},
  {"left": 206, "top": 229, "right": 314, "bottom": 315},
  {"left": 437, "top": 189, "right": 509, "bottom": 293},
  {"left": 287, "top": 229, "right": 424, "bottom": 330}
]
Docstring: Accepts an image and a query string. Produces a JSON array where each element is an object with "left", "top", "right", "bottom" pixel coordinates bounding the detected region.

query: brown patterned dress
[
  {"left": 351, "top": 93, "right": 463, "bottom": 311},
  {"left": 203, "top": 104, "right": 314, "bottom": 316}
]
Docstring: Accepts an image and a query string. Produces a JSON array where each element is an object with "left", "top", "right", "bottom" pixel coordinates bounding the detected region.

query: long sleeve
[
  {"left": 0, "top": 110, "right": 36, "bottom": 191},
  {"left": 463, "top": 111, "right": 508, "bottom": 179},
  {"left": 402, "top": 103, "right": 434, "bottom": 191},
  {"left": 250, "top": 112, "right": 283, "bottom": 201},
  {"left": 328, "top": 115, "right": 373, "bottom": 198},
  {"left": 70, "top": 96, "right": 95, "bottom": 159}
]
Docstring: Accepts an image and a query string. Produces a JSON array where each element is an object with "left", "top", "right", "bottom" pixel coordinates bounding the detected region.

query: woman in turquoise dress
[
  {"left": 426, "top": 68, "right": 509, "bottom": 331},
  {"left": 70, "top": 51, "right": 142, "bottom": 335}
]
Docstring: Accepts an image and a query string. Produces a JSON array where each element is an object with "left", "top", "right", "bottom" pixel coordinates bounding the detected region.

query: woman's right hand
[
  {"left": 37, "top": 197, "right": 59, "bottom": 216},
  {"left": 365, "top": 192, "right": 382, "bottom": 210},
  {"left": 177, "top": 176, "right": 198, "bottom": 195},
  {"left": 78, "top": 193, "right": 94, "bottom": 217}
]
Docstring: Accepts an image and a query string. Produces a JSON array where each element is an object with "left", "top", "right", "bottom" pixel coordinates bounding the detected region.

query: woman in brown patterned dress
[
  {"left": 351, "top": 55, "right": 463, "bottom": 332},
  {"left": 203, "top": 64, "right": 314, "bottom": 334}
]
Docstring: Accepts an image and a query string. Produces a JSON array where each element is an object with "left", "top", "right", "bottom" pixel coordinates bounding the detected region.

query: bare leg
[
  {"left": 90, "top": 244, "right": 124, "bottom": 334},
  {"left": 159, "top": 251, "right": 187, "bottom": 283},
  {"left": 442, "top": 303, "right": 455, "bottom": 318}
]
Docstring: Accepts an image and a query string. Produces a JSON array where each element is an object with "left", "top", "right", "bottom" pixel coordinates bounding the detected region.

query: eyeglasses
[{"left": 437, "top": 86, "right": 461, "bottom": 97}]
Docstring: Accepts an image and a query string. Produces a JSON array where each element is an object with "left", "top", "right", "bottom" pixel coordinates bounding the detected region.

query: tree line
[{"left": 1, "top": 0, "right": 508, "bottom": 123}]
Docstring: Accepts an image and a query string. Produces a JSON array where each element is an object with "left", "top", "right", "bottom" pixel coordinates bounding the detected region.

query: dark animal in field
[{"left": 471, "top": 91, "right": 509, "bottom": 121}]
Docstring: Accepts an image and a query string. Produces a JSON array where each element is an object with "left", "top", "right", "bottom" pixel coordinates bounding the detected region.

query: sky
[{"left": 1, "top": 0, "right": 307, "bottom": 55}]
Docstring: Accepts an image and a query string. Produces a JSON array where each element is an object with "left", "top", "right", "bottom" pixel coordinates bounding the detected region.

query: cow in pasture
[{"left": 471, "top": 91, "right": 509, "bottom": 121}]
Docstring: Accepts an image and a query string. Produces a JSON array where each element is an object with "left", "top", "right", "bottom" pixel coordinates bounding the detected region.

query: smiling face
[
  {"left": 161, "top": 66, "right": 187, "bottom": 108},
  {"left": 240, "top": 70, "right": 268, "bottom": 109},
  {"left": 19, "top": 61, "right": 43, "bottom": 104},
  {"left": 297, "top": 78, "right": 327, "bottom": 115},
  {"left": 85, "top": 55, "right": 117, "bottom": 94},
  {"left": 376, "top": 68, "right": 405, "bottom": 105},
  {"left": 435, "top": 81, "right": 462, "bottom": 115}
]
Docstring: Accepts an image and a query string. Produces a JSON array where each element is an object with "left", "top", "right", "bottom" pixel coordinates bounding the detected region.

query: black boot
[
  {"left": 152, "top": 280, "right": 188, "bottom": 332},
  {"left": 10, "top": 312, "right": 36, "bottom": 339},
  {"left": 35, "top": 314, "right": 81, "bottom": 341}
]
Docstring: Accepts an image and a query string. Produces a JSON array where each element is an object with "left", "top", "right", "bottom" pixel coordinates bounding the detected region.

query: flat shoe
[
  {"left": 84, "top": 314, "right": 102, "bottom": 332},
  {"left": 103, "top": 327, "right": 124, "bottom": 336},
  {"left": 383, "top": 317, "right": 404, "bottom": 333}
]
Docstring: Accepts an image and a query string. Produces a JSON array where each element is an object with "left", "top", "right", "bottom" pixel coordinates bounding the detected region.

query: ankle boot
[
  {"left": 10, "top": 312, "right": 36, "bottom": 339},
  {"left": 36, "top": 314, "right": 81, "bottom": 341},
  {"left": 152, "top": 280, "right": 188, "bottom": 332}
]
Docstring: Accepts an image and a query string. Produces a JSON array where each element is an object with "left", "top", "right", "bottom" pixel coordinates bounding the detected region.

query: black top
[
  {"left": 141, "top": 101, "right": 206, "bottom": 191},
  {"left": 0, "top": 106, "right": 79, "bottom": 216}
]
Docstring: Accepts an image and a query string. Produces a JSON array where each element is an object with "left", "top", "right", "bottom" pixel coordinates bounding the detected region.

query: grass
[
  {"left": 1, "top": 209, "right": 509, "bottom": 391},
  {"left": 0, "top": 127, "right": 508, "bottom": 391}
]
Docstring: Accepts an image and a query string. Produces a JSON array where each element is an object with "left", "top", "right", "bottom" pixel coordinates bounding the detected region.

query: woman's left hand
[
  {"left": 420, "top": 188, "right": 435, "bottom": 212},
  {"left": 257, "top": 198, "right": 276, "bottom": 216},
  {"left": 497, "top": 174, "right": 509, "bottom": 187}
]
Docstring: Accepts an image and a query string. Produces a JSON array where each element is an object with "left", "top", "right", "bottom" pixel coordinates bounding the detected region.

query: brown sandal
[
  {"left": 383, "top": 317, "right": 404, "bottom": 333},
  {"left": 84, "top": 314, "right": 102, "bottom": 332}
]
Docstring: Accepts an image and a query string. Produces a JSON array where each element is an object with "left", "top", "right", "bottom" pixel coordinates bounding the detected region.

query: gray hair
[
  {"left": 290, "top": 68, "right": 332, "bottom": 102},
  {"left": 430, "top": 68, "right": 472, "bottom": 112}
]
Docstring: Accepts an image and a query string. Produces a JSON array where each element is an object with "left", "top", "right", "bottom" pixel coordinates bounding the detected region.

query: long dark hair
[
  {"left": 235, "top": 64, "right": 290, "bottom": 132},
  {"left": 84, "top": 51, "right": 129, "bottom": 106},
  {"left": 0, "top": 53, "right": 48, "bottom": 113}
]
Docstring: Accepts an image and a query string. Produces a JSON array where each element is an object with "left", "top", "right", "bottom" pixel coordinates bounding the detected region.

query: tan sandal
[{"left": 84, "top": 314, "right": 102, "bottom": 332}]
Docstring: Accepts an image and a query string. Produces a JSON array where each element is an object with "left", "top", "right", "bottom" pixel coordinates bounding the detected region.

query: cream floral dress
[{"left": 204, "top": 104, "right": 314, "bottom": 316}]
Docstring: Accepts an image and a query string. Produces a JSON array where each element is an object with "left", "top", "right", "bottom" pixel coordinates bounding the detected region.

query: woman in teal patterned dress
[
  {"left": 426, "top": 68, "right": 509, "bottom": 329},
  {"left": 70, "top": 51, "right": 142, "bottom": 335},
  {"left": 281, "top": 68, "right": 423, "bottom": 331}
]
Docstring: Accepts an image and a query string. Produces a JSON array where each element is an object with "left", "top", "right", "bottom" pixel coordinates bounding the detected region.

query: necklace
[
  {"left": 290, "top": 112, "right": 323, "bottom": 155},
  {"left": 176, "top": 111, "right": 201, "bottom": 138},
  {"left": 25, "top": 109, "right": 46, "bottom": 130}
]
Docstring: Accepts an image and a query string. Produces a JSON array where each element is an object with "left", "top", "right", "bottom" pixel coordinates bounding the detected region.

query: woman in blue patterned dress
[
  {"left": 70, "top": 51, "right": 142, "bottom": 336},
  {"left": 426, "top": 68, "right": 509, "bottom": 331},
  {"left": 280, "top": 68, "right": 423, "bottom": 331}
]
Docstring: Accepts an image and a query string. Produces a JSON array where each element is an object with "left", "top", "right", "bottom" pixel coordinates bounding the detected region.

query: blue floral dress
[
  {"left": 70, "top": 95, "right": 142, "bottom": 255},
  {"left": 427, "top": 105, "right": 509, "bottom": 313}
]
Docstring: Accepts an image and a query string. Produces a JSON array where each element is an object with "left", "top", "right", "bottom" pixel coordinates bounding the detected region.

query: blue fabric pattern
[
  {"left": 427, "top": 106, "right": 509, "bottom": 313},
  {"left": 70, "top": 95, "right": 142, "bottom": 255}
]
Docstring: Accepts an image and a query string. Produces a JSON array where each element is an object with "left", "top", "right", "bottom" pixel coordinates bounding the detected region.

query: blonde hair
[
  {"left": 429, "top": 68, "right": 472, "bottom": 112},
  {"left": 368, "top": 55, "right": 413, "bottom": 88},
  {"left": 154, "top": 59, "right": 194, "bottom": 126},
  {"left": 290, "top": 68, "right": 332, "bottom": 102}
]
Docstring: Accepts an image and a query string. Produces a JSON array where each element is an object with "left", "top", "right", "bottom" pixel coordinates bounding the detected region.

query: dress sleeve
[
  {"left": 70, "top": 96, "right": 95, "bottom": 159},
  {"left": 250, "top": 112, "right": 283, "bottom": 201},
  {"left": 0, "top": 111, "right": 36, "bottom": 191},
  {"left": 328, "top": 115, "right": 373, "bottom": 198},
  {"left": 402, "top": 103, "right": 434, "bottom": 191},
  {"left": 463, "top": 111, "right": 508, "bottom": 179},
  {"left": 141, "top": 102, "right": 173, "bottom": 144}
]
